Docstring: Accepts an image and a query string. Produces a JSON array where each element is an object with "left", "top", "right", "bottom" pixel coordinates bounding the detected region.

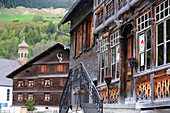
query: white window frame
[
  {"left": 110, "top": 30, "right": 120, "bottom": 80},
  {"left": 18, "top": 81, "right": 23, "bottom": 87},
  {"left": 45, "top": 94, "right": 50, "bottom": 101},
  {"left": 28, "top": 94, "right": 33, "bottom": 100},
  {"left": 137, "top": 10, "right": 152, "bottom": 72},
  {"left": 18, "top": 94, "right": 23, "bottom": 101},
  {"left": 156, "top": 18, "right": 170, "bottom": 66},
  {"left": 28, "top": 80, "right": 33, "bottom": 87},
  {"left": 44, "top": 80, "right": 50, "bottom": 86},
  {"left": 100, "top": 38, "right": 108, "bottom": 83},
  {"left": 155, "top": 0, "right": 170, "bottom": 67}
]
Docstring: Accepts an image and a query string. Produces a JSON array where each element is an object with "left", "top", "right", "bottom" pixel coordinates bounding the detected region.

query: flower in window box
[
  {"left": 80, "top": 90, "right": 85, "bottom": 94},
  {"left": 73, "top": 90, "right": 79, "bottom": 95}
]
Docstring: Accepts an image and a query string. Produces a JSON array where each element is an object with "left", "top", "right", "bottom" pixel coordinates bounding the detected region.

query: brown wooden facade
[
  {"left": 7, "top": 43, "right": 69, "bottom": 107},
  {"left": 58, "top": 0, "right": 170, "bottom": 110}
]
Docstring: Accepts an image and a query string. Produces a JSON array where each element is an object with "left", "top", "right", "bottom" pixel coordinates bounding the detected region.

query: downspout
[{"left": 57, "top": 23, "right": 70, "bottom": 37}]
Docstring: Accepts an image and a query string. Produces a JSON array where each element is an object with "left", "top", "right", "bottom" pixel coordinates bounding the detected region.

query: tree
[
  {"left": 24, "top": 98, "right": 37, "bottom": 111},
  {"left": 32, "top": 15, "right": 43, "bottom": 22}
]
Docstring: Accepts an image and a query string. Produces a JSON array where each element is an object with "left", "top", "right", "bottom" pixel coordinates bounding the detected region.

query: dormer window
[{"left": 18, "top": 81, "right": 23, "bottom": 87}]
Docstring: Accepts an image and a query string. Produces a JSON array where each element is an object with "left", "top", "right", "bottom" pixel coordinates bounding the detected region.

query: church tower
[{"left": 18, "top": 38, "right": 29, "bottom": 65}]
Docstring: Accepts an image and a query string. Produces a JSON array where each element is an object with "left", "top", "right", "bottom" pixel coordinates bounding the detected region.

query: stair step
[{"left": 81, "top": 103, "right": 98, "bottom": 113}]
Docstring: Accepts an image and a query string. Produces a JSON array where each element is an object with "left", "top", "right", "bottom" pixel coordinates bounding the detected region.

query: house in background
[
  {"left": 58, "top": 0, "right": 170, "bottom": 113},
  {"left": 0, "top": 59, "right": 21, "bottom": 112},
  {"left": 0, "top": 39, "right": 28, "bottom": 112},
  {"left": 7, "top": 43, "right": 69, "bottom": 113}
]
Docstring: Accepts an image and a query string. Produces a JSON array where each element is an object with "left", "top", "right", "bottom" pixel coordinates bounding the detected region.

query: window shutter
[
  {"left": 41, "top": 95, "right": 44, "bottom": 101},
  {"left": 25, "top": 80, "right": 28, "bottom": 87},
  {"left": 33, "top": 94, "right": 35, "bottom": 99},
  {"left": 41, "top": 79, "right": 44, "bottom": 85},
  {"left": 15, "top": 81, "right": 18, "bottom": 87},
  {"left": 50, "top": 79, "right": 52, "bottom": 86},
  {"left": 33, "top": 80, "right": 36, "bottom": 86},
  {"left": 50, "top": 94, "right": 52, "bottom": 101},
  {"left": 14, "top": 94, "right": 17, "bottom": 100}
]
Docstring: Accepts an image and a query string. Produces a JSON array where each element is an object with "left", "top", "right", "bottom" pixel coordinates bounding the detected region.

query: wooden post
[
  {"left": 150, "top": 6, "right": 155, "bottom": 102},
  {"left": 119, "top": 29, "right": 125, "bottom": 104}
]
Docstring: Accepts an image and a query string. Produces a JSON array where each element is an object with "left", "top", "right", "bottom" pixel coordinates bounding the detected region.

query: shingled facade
[{"left": 7, "top": 43, "right": 69, "bottom": 113}]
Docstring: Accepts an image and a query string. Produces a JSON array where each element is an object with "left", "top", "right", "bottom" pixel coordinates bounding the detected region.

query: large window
[
  {"left": 100, "top": 38, "right": 108, "bottom": 83},
  {"left": 156, "top": 18, "right": 170, "bottom": 66},
  {"left": 137, "top": 11, "right": 151, "bottom": 71},
  {"left": 111, "top": 31, "right": 120, "bottom": 79},
  {"left": 156, "top": 0, "right": 170, "bottom": 66}
]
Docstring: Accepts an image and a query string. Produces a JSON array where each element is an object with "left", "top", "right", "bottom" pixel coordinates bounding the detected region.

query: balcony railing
[{"left": 105, "top": 1, "right": 114, "bottom": 20}]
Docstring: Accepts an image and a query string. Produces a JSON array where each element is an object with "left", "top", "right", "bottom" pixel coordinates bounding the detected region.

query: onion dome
[{"left": 18, "top": 40, "right": 29, "bottom": 48}]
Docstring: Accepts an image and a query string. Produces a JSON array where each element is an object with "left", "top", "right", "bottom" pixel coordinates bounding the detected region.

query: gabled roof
[
  {"left": 0, "top": 59, "right": 21, "bottom": 86},
  {"left": 59, "top": 0, "right": 90, "bottom": 24},
  {"left": 7, "top": 42, "right": 69, "bottom": 79}
]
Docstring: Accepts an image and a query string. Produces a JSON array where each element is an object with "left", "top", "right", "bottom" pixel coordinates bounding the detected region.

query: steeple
[{"left": 18, "top": 37, "right": 29, "bottom": 65}]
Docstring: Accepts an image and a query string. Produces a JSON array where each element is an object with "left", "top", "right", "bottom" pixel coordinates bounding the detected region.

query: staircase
[{"left": 59, "top": 62, "right": 103, "bottom": 113}]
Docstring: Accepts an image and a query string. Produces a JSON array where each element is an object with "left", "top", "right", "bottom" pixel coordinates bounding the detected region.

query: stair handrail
[
  {"left": 80, "top": 62, "right": 103, "bottom": 101},
  {"left": 80, "top": 62, "right": 103, "bottom": 113},
  {"left": 59, "top": 70, "right": 72, "bottom": 113}
]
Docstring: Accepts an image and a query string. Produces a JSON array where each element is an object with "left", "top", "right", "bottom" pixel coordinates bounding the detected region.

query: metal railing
[{"left": 59, "top": 63, "right": 103, "bottom": 113}]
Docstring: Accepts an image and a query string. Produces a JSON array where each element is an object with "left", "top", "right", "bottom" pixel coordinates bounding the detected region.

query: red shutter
[
  {"left": 50, "top": 94, "right": 52, "bottom": 101},
  {"left": 50, "top": 79, "right": 52, "bottom": 86},
  {"left": 41, "top": 79, "right": 44, "bottom": 85},
  {"left": 33, "top": 80, "right": 36, "bottom": 86},
  {"left": 41, "top": 95, "right": 44, "bottom": 101},
  {"left": 25, "top": 80, "right": 28, "bottom": 87},
  {"left": 15, "top": 80, "right": 18, "bottom": 87}
]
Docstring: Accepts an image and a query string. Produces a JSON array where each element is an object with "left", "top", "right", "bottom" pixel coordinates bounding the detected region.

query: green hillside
[{"left": 0, "top": 7, "right": 66, "bottom": 22}]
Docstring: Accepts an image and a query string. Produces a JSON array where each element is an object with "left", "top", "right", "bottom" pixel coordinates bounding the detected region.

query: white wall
[{"left": 0, "top": 86, "right": 13, "bottom": 111}]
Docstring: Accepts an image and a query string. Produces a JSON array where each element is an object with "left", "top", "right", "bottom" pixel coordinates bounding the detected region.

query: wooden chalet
[
  {"left": 7, "top": 43, "right": 69, "bottom": 113},
  {"left": 57, "top": 0, "right": 170, "bottom": 113}
]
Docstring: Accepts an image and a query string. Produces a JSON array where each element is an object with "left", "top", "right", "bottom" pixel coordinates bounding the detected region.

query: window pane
[
  {"left": 140, "top": 53, "right": 145, "bottom": 71},
  {"left": 158, "top": 23, "right": 164, "bottom": 44},
  {"left": 147, "top": 50, "right": 151, "bottom": 69},
  {"left": 112, "top": 48, "right": 115, "bottom": 64},
  {"left": 21, "top": 53, "right": 23, "bottom": 58},
  {"left": 166, "top": 41, "right": 170, "bottom": 63},
  {"left": 147, "top": 30, "right": 151, "bottom": 49},
  {"left": 101, "top": 69, "right": 104, "bottom": 83},
  {"left": 112, "top": 65, "right": 115, "bottom": 79},
  {"left": 166, "top": 19, "right": 170, "bottom": 41},
  {"left": 102, "top": 54, "right": 104, "bottom": 68},
  {"left": 158, "top": 45, "right": 164, "bottom": 66},
  {"left": 105, "top": 52, "right": 108, "bottom": 67}
]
